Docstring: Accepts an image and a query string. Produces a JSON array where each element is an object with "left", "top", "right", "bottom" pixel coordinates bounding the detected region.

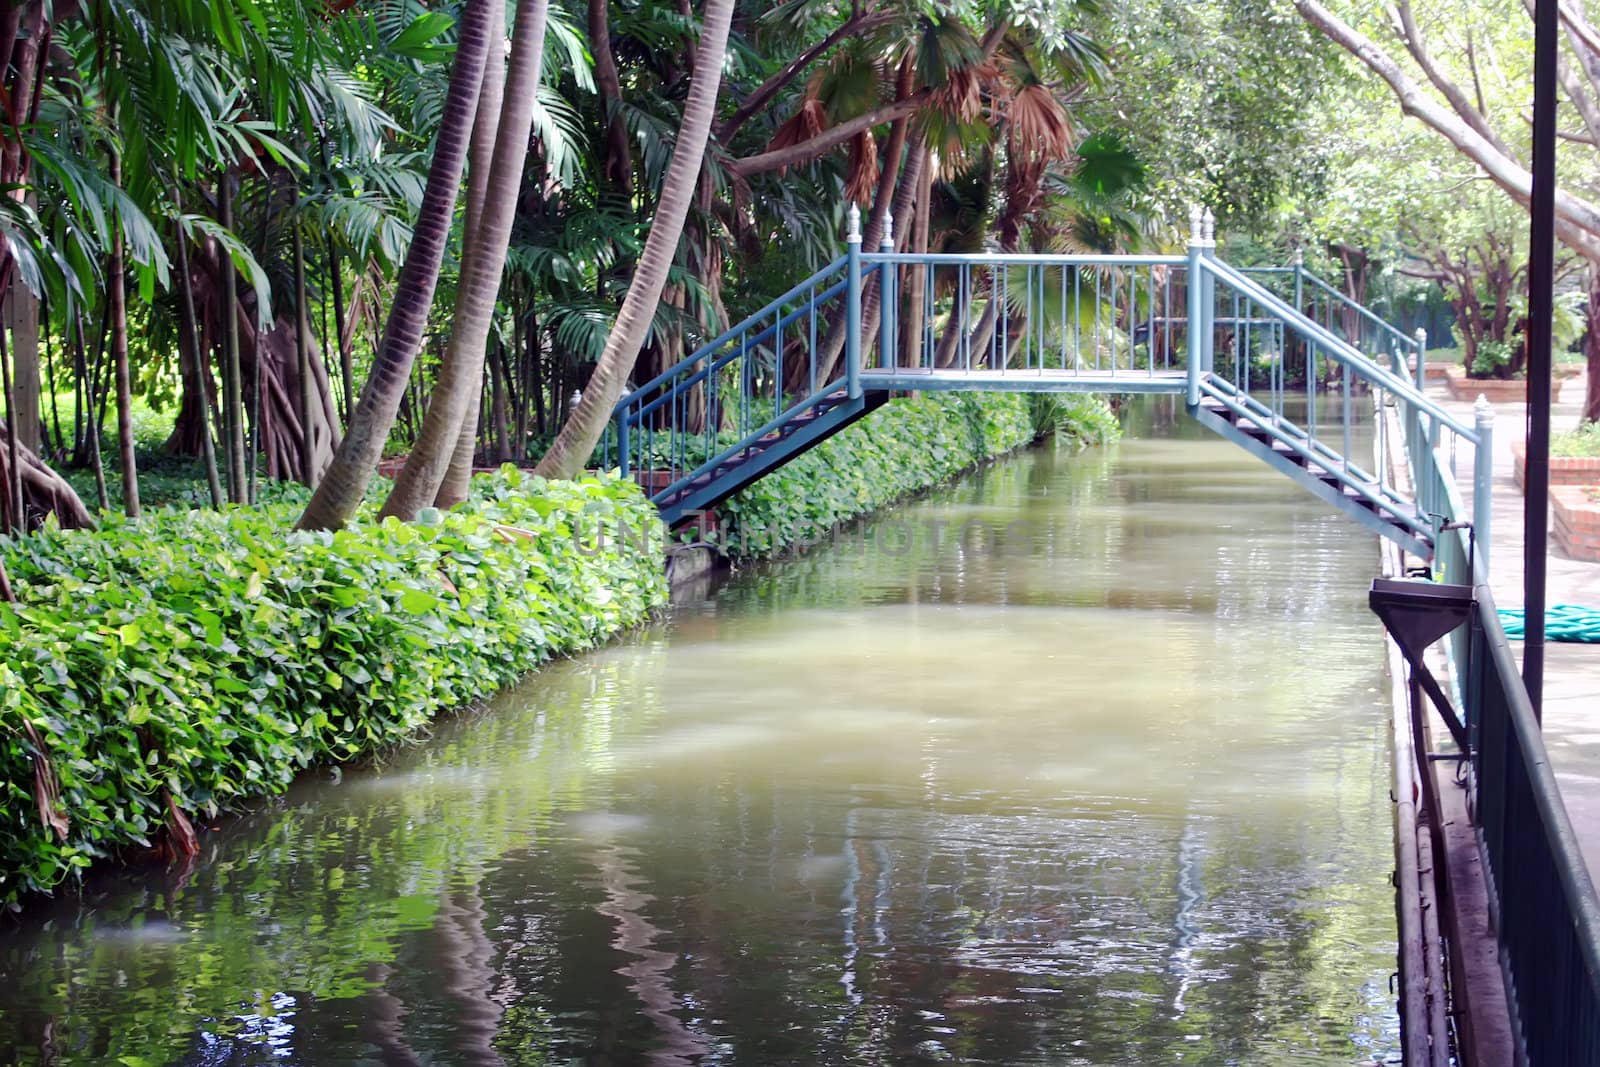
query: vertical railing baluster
[
  {"left": 1073, "top": 266, "right": 1082, "bottom": 372},
  {"left": 1094, "top": 268, "right": 1102, "bottom": 372},
  {"left": 1342, "top": 349, "right": 1352, "bottom": 474},
  {"left": 845, "top": 204, "right": 863, "bottom": 399},
  {"left": 808, "top": 282, "right": 818, "bottom": 396}
]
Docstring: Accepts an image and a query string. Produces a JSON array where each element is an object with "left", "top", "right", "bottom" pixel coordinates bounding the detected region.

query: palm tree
[
  {"left": 297, "top": 0, "right": 499, "bottom": 531},
  {"left": 381, "top": 0, "right": 553, "bottom": 521},
  {"left": 533, "top": 0, "right": 737, "bottom": 480}
]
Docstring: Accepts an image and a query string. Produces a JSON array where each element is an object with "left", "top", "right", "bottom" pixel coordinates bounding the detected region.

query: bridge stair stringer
[
  {"left": 1189, "top": 380, "right": 1435, "bottom": 559},
  {"left": 653, "top": 390, "right": 889, "bottom": 528}
]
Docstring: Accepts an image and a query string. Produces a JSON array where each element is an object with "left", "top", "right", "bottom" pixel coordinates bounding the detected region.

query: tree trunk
[
  {"left": 219, "top": 174, "right": 248, "bottom": 502},
  {"left": 908, "top": 143, "right": 934, "bottom": 367},
  {"left": 297, "top": 0, "right": 497, "bottom": 530},
  {"left": 109, "top": 159, "right": 139, "bottom": 519},
  {"left": 1585, "top": 266, "right": 1600, "bottom": 424},
  {"left": 172, "top": 209, "right": 224, "bottom": 508},
  {"left": 0, "top": 422, "right": 93, "bottom": 532},
  {"left": 386, "top": 0, "right": 545, "bottom": 519},
  {"left": 589, "top": 0, "right": 633, "bottom": 197},
  {"left": 533, "top": 0, "right": 736, "bottom": 480},
  {"left": 5, "top": 288, "right": 40, "bottom": 453}
]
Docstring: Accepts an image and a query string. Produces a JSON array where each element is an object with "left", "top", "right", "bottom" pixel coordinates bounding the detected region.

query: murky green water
[{"left": 0, "top": 398, "right": 1399, "bottom": 1065}]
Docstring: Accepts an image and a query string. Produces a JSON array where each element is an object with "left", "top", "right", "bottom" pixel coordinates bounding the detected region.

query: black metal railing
[{"left": 1464, "top": 578, "right": 1600, "bottom": 1062}]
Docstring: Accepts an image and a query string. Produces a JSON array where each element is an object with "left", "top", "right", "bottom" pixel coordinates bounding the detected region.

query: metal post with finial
[
  {"left": 1474, "top": 394, "right": 1495, "bottom": 574},
  {"left": 1200, "top": 209, "right": 1217, "bottom": 381},
  {"left": 1186, "top": 206, "right": 1206, "bottom": 406},
  {"left": 880, "top": 211, "right": 897, "bottom": 371},
  {"left": 846, "top": 203, "right": 863, "bottom": 398}
]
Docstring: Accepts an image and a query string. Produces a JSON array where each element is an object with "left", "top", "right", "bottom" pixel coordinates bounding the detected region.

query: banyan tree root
[{"left": 0, "top": 422, "right": 94, "bottom": 532}]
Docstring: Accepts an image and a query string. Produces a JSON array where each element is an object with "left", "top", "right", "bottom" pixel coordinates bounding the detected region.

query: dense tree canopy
[{"left": 0, "top": 0, "right": 1560, "bottom": 541}]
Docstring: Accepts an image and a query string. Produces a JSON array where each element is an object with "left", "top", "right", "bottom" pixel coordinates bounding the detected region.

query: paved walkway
[{"left": 1428, "top": 370, "right": 1600, "bottom": 877}]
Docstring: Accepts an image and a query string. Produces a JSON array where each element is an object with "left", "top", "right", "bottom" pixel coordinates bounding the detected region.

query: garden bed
[
  {"left": 1445, "top": 364, "right": 1582, "bottom": 403},
  {"left": 1554, "top": 486, "right": 1600, "bottom": 562},
  {"left": 1512, "top": 440, "right": 1600, "bottom": 491}
]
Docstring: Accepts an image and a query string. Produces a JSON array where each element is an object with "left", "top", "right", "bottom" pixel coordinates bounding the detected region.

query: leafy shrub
[
  {"left": 1553, "top": 421, "right": 1600, "bottom": 458},
  {"left": 1026, "top": 392, "right": 1121, "bottom": 446},
  {"left": 0, "top": 470, "right": 666, "bottom": 906},
  {"left": 716, "top": 392, "right": 1117, "bottom": 556}
]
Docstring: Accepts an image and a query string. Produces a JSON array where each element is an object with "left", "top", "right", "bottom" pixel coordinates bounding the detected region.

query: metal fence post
[
  {"left": 617, "top": 411, "right": 630, "bottom": 477},
  {"left": 1475, "top": 395, "right": 1495, "bottom": 576},
  {"left": 880, "top": 212, "right": 896, "bottom": 370},
  {"left": 846, "top": 203, "right": 863, "bottom": 398},
  {"left": 1201, "top": 208, "right": 1217, "bottom": 378},
  {"left": 1415, "top": 327, "right": 1429, "bottom": 391},
  {"left": 1186, "top": 206, "right": 1204, "bottom": 406}
]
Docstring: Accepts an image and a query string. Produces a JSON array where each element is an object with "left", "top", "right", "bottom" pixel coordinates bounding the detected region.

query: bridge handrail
[
  {"left": 623, "top": 277, "right": 849, "bottom": 426},
  {"left": 1199, "top": 257, "right": 1478, "bottom": 443},
  {"left": 862, "top": 251, "right": 1187, "bottom": 268},
  {"left": 615, "top": 256, "right": 848, "bottom": 412},
  {"left": 1470, "top": 579, "right": 1600, "bottom": 1062},
  {"left": 1235, "top": 265, "right": 1422, "bottom": 361}
]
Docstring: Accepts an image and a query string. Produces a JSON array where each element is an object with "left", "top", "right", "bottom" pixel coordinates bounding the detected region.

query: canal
[{"left": 0, "top": 398, "right": 1400, "bottom": 1064}]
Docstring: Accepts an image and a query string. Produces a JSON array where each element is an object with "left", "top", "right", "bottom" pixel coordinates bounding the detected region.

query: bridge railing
[
  {"left": 1191, "top": 249, "right": 1489, "bottom": 555},
  {"left": 1237, "top": 263, "right": 1425, "bottom": 378},
  {"left": 859, "top": 250, "right": 1189, "bottom": 381},
  {"left": 1462, "top": 576, "right": 1600, "bottom": 1062},
  {"left": 602, "top": 255, "right": 852, "bottom": 499}
]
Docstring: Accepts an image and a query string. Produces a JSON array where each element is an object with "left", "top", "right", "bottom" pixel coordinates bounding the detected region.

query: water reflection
[{"left": 0, "top": 398, "right": 1397, "bottom": 1064}]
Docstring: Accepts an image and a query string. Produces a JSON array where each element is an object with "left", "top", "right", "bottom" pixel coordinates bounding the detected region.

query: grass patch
[{"left": 1553, "top": 422, "right": 1600, "bottom": 459}]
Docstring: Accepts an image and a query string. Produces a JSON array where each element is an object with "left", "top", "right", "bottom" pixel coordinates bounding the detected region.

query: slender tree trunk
[
  {"left": 903, "top": 145, "right": 932, "bottom": 368},
  {"left": 387, "top": 0, "right": 542, "bottom": 518},
  {"left": 297, "top": 0, "right": 497, "bottom": 530},
  {"left": 109, "top": 148, "right": 139, "bottom": 518},
  {"left": 589, "top": 0, "right": 633, "bottom": 197},
  {"left": 294, "top": 227, "right": 316, "bottom": 486},
  {"left": 534, "top": 0, "right": 736, "bottom": 479},
  {"left": 1, "top": 319, "right": 23, "bottom": 527},
  {"left": 219, "top": 174, "right": 248, "bottom": 502},
  {"left": 1585, "top": 265, "right": 1600, "bottom": 424},
  {"left": 42, "top": 302, "right": 63, "bottom": 456},
  {"left": 173, "top": 208, "right": 223, "bottom": 508},
  {"left": 327, "top": 234, "right": 352, "bottom": 425}
]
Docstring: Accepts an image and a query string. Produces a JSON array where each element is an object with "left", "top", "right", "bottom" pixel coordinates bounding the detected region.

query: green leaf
[{"left": 399, "top": 589, "right": 440, "bottom": 615}]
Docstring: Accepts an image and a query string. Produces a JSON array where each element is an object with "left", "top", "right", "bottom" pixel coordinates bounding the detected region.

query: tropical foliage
[
  {"left": 0, "top": 471, "right": 665, "bottom": 906},
  {"left": 717, "top": 393, "right": 1116, "bottom": 557}
]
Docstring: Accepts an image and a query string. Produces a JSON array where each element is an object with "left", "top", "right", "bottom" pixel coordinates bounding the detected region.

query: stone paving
[{"left": 1428, "top": 368, "right": 1600, "bottom": 876}]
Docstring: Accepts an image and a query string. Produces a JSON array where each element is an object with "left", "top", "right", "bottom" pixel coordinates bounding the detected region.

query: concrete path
[{"left": 1427, "top": 369, "right": 1600, "bottom": 877}]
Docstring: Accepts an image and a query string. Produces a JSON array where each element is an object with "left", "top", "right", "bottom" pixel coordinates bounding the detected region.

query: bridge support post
[
  {"left": 880, "top": 214, "right": 896, "bottom": 370},
  {"left": 846, "top": 204, "right": 863, "bottom": 399},
  {"left": 1185, "top": 207, "right": 1205, "bottom": 406},
  {"left": 1474, "top": 395, "right": 1494, "bottom": 575},
  {"left": 1201, "top": 209, "right": 1216, "bottom": 381}
]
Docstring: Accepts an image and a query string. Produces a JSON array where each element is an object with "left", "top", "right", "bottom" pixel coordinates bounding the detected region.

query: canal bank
[{"left": 0, "top": 398, "right": 1401, "bottom": 1064}]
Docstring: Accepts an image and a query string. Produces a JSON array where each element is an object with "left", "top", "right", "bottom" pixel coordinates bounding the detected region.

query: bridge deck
[{"left": 859, "top": 368, "right": 1190, "bottom": 394}]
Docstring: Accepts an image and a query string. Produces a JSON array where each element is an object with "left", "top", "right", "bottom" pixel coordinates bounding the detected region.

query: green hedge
[
  {"left": 717, "top": 392, "right": 1118, "bottom": 556},
  {"left": 0, "top": 471, "right": 666, "bottom": 907}
]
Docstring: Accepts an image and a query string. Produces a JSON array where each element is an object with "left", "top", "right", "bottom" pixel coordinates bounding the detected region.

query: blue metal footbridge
[
  {"left": 601, "top": 205, "right": 1600, "bottom": 1065},
  {"left": 604, "top": 206, "right": 1492, "bottom": 569}
]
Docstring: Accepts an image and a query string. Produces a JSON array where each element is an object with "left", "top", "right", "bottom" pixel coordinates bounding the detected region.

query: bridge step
[
  {"left": 1191, "top": 392, "right": 1432, "bottom": 558},
  {"left": 653, "top": 389, "right": 888, "bottom": 527}
]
